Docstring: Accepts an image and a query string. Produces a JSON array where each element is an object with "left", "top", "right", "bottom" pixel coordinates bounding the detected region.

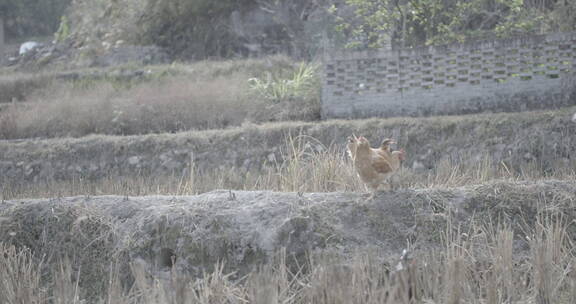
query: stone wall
[{"left": 322, "top": 32, "right": 576, "bottom": 119}]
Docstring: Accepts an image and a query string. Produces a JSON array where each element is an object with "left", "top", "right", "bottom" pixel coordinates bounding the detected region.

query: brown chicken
[{"left": 347, "top": 135, "right": 405, "bottom": 193}]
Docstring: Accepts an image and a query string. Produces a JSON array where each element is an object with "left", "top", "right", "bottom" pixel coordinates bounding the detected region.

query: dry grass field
[
  {"left": 2, "top": 179, "right": 576, "bottom": 304},
  {"left": 1, "top": 56, "right": 575, "bottom": 304},
  {"left": 0, "top": 56, "right": 320, "bottom": 139}
]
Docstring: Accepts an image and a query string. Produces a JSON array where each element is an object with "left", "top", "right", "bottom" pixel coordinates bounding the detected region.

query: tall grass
[
  {"left": 1, "top": 211, "right": 575, "bottom": 303},
  {"left": 0, "top": 245, "right": 46, "bottom": 304},
  {"left": 0, "top": 74, "right": 261, "bottom": 138}
]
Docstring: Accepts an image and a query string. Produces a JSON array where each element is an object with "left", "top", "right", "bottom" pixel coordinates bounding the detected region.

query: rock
[
  {"left": 128, "top": 156, "right": 141, "bottom": 166},
  {"left": 267, "top": 152, "right": 276, "bottom": 163},
  {"left": 162, "top": 160, "right": 181, "bottom": 171},
  {"left": 412, "top": 160, "right": 426, "bottom": 171},
  {"left": 572, "top": 112, "right": 576, "bottom": 123},
  {"left": 19, "top": 41, "right": 41, "bottom": 55},
  {"left": 242, "top": 158, "right": 252, "bottom": 169}
]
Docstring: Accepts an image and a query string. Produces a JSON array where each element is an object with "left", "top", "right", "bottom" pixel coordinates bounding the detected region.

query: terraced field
[{"left": 1, "top": 59, "right": 575, "bottom": 303}]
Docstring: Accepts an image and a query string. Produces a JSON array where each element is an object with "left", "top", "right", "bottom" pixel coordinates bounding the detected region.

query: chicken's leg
[
  {"left": 389, "top": 178, "right": 395, "bottom": 191},
  {"left": 367, "top": 184, "right": 380, "bottom": 200}
]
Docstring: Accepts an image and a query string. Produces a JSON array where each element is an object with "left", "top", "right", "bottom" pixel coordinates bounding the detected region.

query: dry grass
[
  {"left": 1, "top": 135, "right": 575, "bottom": 302},
  {"left": 0, "top": 72, "right": 55, "bottom": 104},
  {"left": 2, "top": 134, "right": 574, "bottom": 200},
  {"left": 1, "top": 210, "right": 574, "bottom": 303},
  {"left": 0, "top": 56, "right": 321, "bottom": 139},
  {"left": 0, "top": 245, "right": 46, "bottom": 304}
]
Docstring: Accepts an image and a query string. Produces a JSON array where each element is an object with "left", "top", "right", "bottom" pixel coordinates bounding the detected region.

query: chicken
[{"left": 347, "top": 135, "right": 405, "bottom": 194}]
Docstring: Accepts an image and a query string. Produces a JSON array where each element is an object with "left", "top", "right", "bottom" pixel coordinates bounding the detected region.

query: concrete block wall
[{"left": 322, "top": 32, "right": 576, "bottom": 119}]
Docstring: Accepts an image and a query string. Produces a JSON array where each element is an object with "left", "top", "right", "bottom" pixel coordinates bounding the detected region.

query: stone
[
  {"left": 412, "top": 160, "right": 426, "bottom": 171},
  {"left": 128, "top": 156, "right": 141, "bottom": 166},
  {"left": 19, "top": 41, "right": 41, "bottom": 55},
  {"left": 267, "top": 152, "right": 276, "bottom": 163}
]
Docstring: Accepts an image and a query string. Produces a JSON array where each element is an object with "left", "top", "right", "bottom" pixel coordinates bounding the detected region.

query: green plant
[
  {"left": 330, "top": 0, "right": 576, "bottom": 50},
  {"left": 248, "top": 62, "right": 319, "bottom": 104},
  {"left": 54, "top": 15, "right": 70, "bottom": 43}
]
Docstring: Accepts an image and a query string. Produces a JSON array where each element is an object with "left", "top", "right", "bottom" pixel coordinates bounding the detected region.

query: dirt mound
[{"left": 1, "top": 180, "right": 574, "bottom": 298}]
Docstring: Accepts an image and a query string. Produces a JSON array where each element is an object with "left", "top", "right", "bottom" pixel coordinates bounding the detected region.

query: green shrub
[
  {"left": 53, "top": 15, "right": 70, "bottom": 43},
  {"left": 248, "top": 62, "right": 319, "bottom": 104}
]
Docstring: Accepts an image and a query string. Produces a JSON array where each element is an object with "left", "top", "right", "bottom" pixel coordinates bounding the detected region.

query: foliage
[
  {"left": 248, "top": 62, "right": 319, "bottom": 103},
  {"left": 136, "top": 0, "right": 256, "bottom": 59},
  {"left": 0, "top": 0, "right": 71, "bottom": 41},
  {"left": 53, "top": 15, "right": 70, "bottom": 43},
  {"left": 330, "top": 0, "right": 576, "bottom": 50}
]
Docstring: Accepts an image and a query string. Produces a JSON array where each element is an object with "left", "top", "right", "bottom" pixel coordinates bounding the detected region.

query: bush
[
  {"left": 137, "top": 0, "right": 256, "bottom": 59},
  {"left": 248, "top": 62, "right": 319, "bottom": 104},
  {"left": 0, "top": 0, "right": 72, "bottom": 41}
]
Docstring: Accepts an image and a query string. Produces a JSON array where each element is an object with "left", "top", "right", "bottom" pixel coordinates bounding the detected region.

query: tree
[
  {"left": 254, "top": 0, "right": 330, "bottom": 58},
  {"left": 330, "top": 0, "right": 576, "bottom": 50}
]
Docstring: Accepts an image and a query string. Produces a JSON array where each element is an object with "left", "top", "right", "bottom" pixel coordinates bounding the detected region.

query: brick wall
[{"left": 322, "top": 32, "right": 576, "bottom": 119}]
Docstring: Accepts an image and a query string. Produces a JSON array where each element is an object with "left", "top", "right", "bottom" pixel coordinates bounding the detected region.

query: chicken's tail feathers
[
  {"left": 381, "top": 138, "right": 396, "bottom": 147},
  {"left": 347, "top": 133, "right": 360, "bottom": 143}
]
